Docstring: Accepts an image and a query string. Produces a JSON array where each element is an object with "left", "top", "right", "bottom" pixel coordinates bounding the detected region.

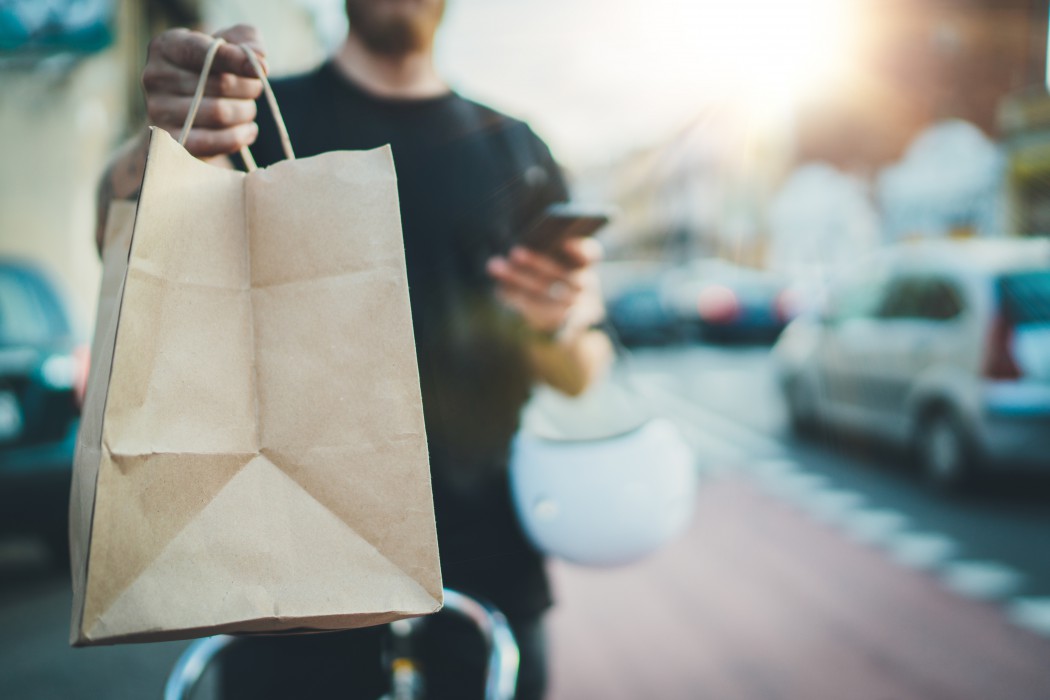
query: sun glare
[
  {"left": 681, "top": 0, "right": 858, "bottom": 112},
  {"left": 438, "top": 0, "right": 862, "bottom": 164}
]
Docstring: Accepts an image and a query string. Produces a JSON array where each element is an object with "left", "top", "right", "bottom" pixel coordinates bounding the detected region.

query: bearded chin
[
  {"left": 356, "top": 20, "right": 421, "bottom": 55},
  {"left": 346, "top": 1, "right": 443, "bottom": 56}
]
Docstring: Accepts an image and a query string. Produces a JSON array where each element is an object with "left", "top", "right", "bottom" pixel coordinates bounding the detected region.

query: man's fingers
[
  {"left": 148, "top": 95, "right": 257, "bottom": 130},
  {"left": 152, "top": 27, "right": 264, "bottom": 79},
  {"left": 546, "top": 237, "right": 604, "bottom": 270},
  {"left": 509, "top": 246, "right": 574, "bottom": 280},
  {"left": 558, "top": 236, "right": 604, "bottom": 268},
  {"left": 143, "top": 64, "right": 263, "bottom": 99},
  {"left": 176, "top": 122, "right": 259, "bottom": 158},
  {"left": 488, "top": 257, "right": 581, "bottom": 300},
  {"left": 213, "top": 24, "right": 266, "bottom": 60},
  {"left": 504, "top": 248, "right": 587, "bottom": 297},
  {"left": 497, "top": 285, "right": 563, "bottom": 315},
  {"left": 138, "top": 25, "right": 266, "bottom": 159},
  {"left": 491, "top": 254, "right": 607, "bottom": 335}
]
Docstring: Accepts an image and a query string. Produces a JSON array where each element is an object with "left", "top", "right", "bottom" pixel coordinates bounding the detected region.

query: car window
[
  {"left": 877, "top": 277, "right": 924, "bottom": 319},
  {"left": 999, "top": 271, "right": 1050, "bottom": 323},
  {"left": 919, "top": 279, "right": 965, "bottom": 320},
  {"left": 877, "top": 276, "right": 964, "bottom": 321},
  {"left": 0, "top": 269, "right": 58, "bottom": 345}
]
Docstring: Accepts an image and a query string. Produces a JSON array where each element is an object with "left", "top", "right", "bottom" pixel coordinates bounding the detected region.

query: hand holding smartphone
[{"left": 518, "top": 203, "right": 612, "bottom": 264}]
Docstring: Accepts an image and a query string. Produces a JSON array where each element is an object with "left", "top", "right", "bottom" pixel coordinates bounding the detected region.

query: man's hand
[
  {"left": 486, "top": 237, "right": 606, "bottom": 340},
  {"left": 487, "top": 237, "right": 612, "bottom": 395},
  {"left": 142, "top": 25, "right": 267, "bottom": 158},
  {"left": 95, "top": 25, "right": 267, "bottom": 252}
]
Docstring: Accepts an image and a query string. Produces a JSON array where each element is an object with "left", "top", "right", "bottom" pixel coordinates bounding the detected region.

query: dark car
[
  {"left": 662, "top": 259, "right": 795, "bottom": 343},
  {"left": 0, "top": 259, "right": 86, "bottom": 563},
  {"left": 607, "top": 280, "right": 682, "bottom": 346}
]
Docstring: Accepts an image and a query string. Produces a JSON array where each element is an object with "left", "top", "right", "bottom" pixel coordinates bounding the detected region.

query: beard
[{"left": 345, "top": 0, "right": 446, "bottom": 56}]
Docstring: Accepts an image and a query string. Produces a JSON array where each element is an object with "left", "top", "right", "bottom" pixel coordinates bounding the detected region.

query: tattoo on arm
[
  {"left": 95, "top": 165, "right": 116, "bottom": 255},
  {"left": 122, "top": 155, "right": 143, "bottom": 199},
  {"left": 95, "top": 140, "right": 146, "bottom": 255}
]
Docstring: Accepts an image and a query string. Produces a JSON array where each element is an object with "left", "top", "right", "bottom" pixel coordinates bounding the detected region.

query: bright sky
[{"left": 436, "top": 0, "right": 861, "bottom": 167}]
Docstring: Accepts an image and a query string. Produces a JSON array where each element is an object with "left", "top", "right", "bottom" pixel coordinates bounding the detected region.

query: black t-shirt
[{"left": 248, "top": 61, "right": 568, "bottom": 617}]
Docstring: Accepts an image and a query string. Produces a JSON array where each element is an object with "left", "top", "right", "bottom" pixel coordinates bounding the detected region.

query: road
[
  {"left": 1, "top": 343, "right": 1048, "bottom": 699},
  {"left": 629, "top": 344, "right": 1050, "bottom": 603},
  {"left": 546, "top": 343, "right": 1050, "bottom": 700}
]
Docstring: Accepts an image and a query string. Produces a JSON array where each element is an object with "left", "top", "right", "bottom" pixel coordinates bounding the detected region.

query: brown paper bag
[{"left": 70, "top": 41, "right": 442, "bottom": 646}]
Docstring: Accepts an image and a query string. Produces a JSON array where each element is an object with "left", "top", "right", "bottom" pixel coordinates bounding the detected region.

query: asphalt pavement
[
  {"left": 628, "top": 344, "right": 1050, "bottom": 607},
  {"left": 1, "top": 342, "right": 1048, "bottom": 699},
  {"left": 0, "top": 540, "right": 189, "bottom": 699}
]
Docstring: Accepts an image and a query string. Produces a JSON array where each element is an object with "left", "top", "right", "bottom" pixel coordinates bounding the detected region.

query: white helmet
[{"left": 510, "top": 413, "right": 697, "bottom": 568}]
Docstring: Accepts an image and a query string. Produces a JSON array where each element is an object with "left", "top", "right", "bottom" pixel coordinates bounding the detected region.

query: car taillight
[
  {"left": 74, "top": 344, "right": 90, "bottom": 410},
  {"left": 40, "top": 345, "right": 91, "bottom": 411},
  {"left": 983, "top": 313, "right": 1021, "bottom": 380},
  {"left": 775, "top": 288, "right": 800, "bottom": 321},
  {"left": 697, "top": 284, "right": 740, "bottom": 323}
]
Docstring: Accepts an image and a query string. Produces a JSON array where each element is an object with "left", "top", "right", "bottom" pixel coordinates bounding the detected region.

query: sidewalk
[{"left": 545, "top": 476, "right": 1050, "bottom": 700}]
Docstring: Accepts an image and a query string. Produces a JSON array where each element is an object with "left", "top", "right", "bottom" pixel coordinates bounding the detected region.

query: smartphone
[{"left": 518, "top": 203, "right": 611, "bottom": 255}]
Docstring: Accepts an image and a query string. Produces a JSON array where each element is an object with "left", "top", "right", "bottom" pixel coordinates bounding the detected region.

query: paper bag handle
[{"left": 177, "top": 37, "right": 295, "bottom": 171}]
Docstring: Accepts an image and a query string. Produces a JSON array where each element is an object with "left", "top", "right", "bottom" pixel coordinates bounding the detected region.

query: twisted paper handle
[{"left": 177, "top": 37, "right": 295, "bottom": 171}]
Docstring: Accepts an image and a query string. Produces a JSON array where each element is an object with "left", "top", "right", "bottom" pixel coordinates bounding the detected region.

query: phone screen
[{"left": 519, "top": 203, "right": 611, "bottom": 254}]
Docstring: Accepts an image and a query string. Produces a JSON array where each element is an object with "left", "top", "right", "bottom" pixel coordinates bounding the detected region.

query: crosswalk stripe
[
  {"left": 941, "top": 561, "right": 1025, "bottom": 601},
  {"left": 1008, "top": 598, "right": 1050, "bottom": 638}
]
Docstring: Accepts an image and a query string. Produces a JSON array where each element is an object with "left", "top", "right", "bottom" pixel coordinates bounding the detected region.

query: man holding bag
[{"left": 94, "top": 1, "right": 611, "bottom": 698}]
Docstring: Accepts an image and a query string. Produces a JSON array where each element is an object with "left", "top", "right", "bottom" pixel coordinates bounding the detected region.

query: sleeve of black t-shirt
[
  {"left": 497, "top": 119, "right": 569, "bottom": 242},
  {"left": 525, "top": 125, "right": 570, "bottom": 208}
]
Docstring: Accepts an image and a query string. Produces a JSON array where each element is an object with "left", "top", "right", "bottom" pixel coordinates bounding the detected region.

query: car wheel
[
  {"left": 915, "top": 410, "right": 976, "bottom": 491},
  {"left": 786, "top": 378, "right": 819, "bottom": 436}
]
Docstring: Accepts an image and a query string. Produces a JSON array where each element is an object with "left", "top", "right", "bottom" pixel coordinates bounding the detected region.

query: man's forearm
[
  {"left": 95, "top": 129, "right": 237, "bottom": 253},
  {"left": 95, "top": 130, "right": 150, "bottom": 253},
  {"left": 528, "top": 327, "right": 614, "bottom": 397}
]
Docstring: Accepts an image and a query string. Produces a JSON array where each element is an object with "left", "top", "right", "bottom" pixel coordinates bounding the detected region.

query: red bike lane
[{"left": 545, "top": 476, "right": 1050, "bottom": 700}]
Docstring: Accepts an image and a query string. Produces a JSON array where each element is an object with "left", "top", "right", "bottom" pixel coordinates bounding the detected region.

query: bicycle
[{"left": 163, "top": 589, "right": 519, "bottom": 700}]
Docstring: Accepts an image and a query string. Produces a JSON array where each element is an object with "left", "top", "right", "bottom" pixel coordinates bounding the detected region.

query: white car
[{"left": 773, "top": 239, "right": 1050, "bottom": 489}]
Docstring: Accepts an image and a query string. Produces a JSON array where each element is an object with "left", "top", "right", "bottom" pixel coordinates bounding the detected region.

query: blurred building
[
  {"left": 794, "top": 0, "right": 1049, "bottom": 175},
  {"left": 584, "top": 106, "right": 794, "bottom": 268},
  {"left": 779, "top": 0, "right": 1050, "bottom": 248},
  {"left": 583, "top": 0, "right": 1050, "bottom": 268},
  {"left": 768, "top": 164, "right": 880, "bottom": 276},
  {"left": 0, "top": 0, "right": 332, "bottom": 330},
  {"left": 998, "top": 0, "right": 1050, "bottom": 240},
  {"left": 0, "top": 0, "right": 141, "bottom": 328},
  {"left": 1001, "top": 90, "right": 1050, "bottom": 234},
  {"left": 5, "top": 0, "right": 1050, "bottom": 327},
  {"left": 877, "top": 119, "right": 1005, "bottom": 240}
]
